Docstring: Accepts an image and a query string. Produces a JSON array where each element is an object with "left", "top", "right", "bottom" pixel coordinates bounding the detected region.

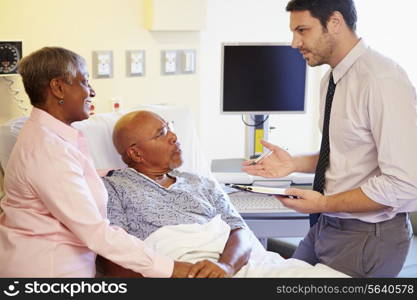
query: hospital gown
[{"left": 102, "top": 168, "right": 247, "bottom": 240}]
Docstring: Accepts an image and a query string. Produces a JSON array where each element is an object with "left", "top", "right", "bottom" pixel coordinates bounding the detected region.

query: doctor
[{"left": 243, "top": 0, "right": 416, "bottom": 277}]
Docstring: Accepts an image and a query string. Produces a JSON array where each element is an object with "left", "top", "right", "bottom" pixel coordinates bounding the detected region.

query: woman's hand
[
  {"left": 187, "top": 260, "right": 234, "bottom": 278},
  {"left": 242, "top": 140, "right": 296, "bottom": 178}
]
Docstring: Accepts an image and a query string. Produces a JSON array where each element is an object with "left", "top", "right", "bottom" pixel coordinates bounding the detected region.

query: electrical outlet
[
  {"left": 161, "top": 50, "right": 177, "bottom": 75},
  {"left": 126, "top": 50, "right": 145, "bottom": 77},
  {"left": 181, "top": 49, "right": 196, "bottom": 74},
  {"left": 92, "top": 51, "right": 113, "bottom": 78}
]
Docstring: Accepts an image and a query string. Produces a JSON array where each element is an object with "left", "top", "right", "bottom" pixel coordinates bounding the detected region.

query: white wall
[
  {"left": 0, "top": 0, "right": 201, "bottom": 123},
  {"left": 356, "top": 0, "right": 417, "bottom": 86},
  {"left": 199, "top": 0, "right": 325, "bottom": 164}
]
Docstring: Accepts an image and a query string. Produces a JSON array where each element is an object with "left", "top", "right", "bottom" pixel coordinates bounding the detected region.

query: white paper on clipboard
[{"left": 226, "top": 184, "right": 299, "bottom": 198}]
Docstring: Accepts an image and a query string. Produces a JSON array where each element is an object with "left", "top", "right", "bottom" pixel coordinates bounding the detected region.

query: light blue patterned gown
[{"left": 102, "top": 168, "right": 247, "bottom": 240}]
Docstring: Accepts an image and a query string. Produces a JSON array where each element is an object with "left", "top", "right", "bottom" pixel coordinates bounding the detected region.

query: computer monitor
[
  {"left": 220, "top": 43, "right": 307, "bottom": 159},
  {"left": 221, "top": 43, "right": 307, "bottom": 114}
]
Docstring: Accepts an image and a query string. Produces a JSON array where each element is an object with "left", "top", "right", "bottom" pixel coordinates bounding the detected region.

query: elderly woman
[{"left": 0, "top": 47, "right": 190, "bottom": 277}]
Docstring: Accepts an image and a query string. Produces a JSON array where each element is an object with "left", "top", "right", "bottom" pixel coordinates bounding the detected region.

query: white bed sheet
[{"left": 144, "top": 215, "right": 350, "bottom": 278}]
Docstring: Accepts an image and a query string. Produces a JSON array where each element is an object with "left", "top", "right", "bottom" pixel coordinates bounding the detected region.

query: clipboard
[{"left": 225, "top": 184, "right": 299, "bottom": 198}]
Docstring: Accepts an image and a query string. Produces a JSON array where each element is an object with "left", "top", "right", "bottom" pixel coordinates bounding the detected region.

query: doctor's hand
[
  {"left": 242, "top": 140, "right": 296, "bottom": 178},
  {"left": 277, "top": 188, "right": 327, "bottom": 214},
  {"left": 171, "top": 261, "right": 194, "bottom": 278},
  {"left": 187, "top": 259, "right": 233, "bottom": 278}
]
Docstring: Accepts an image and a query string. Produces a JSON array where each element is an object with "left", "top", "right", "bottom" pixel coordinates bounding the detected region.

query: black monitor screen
[{"left": 221, "top": 44, "right": 307, "bottom": 113}]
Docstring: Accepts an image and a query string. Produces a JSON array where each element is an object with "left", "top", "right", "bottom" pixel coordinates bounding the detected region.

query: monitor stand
[
  {"left": 245, "top": 114, "right": 269, "bottom": 159},
  {"left": 211, "top": 114, "right": 269, "bottom": 173}
]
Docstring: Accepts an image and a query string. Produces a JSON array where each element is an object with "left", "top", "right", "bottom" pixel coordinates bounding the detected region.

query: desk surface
[{"left": 212, "top": 159, "right": 311, "bottom": 246}]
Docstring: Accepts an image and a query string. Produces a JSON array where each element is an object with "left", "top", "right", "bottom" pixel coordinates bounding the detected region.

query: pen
[
  {"left": 249, "top": 150, "right": 272, "bottom": 165},
  {"left": 225, "top": 183, "right": 253, "bottom": 191}
]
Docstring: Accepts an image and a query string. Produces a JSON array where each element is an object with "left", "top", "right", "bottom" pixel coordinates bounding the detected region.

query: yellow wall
[{"left": 0, "top": 0, "right": 201, "bottom": 123}]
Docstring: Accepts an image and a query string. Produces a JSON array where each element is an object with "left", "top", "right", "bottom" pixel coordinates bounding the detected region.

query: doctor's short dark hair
[
  {"left": 286, "top": 0, "right": 357, "bottom": 32},
  {"left": 18, "top": 47, "right": 86, "bottom": 106}
]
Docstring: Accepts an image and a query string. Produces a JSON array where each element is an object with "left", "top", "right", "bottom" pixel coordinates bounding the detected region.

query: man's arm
[
  {"left": 218, "top": 228, "right": 251, "bottom": 273},
  {"left": 325, "top": 188, "right": 387, "bottom": 212},
  {"left": 188, "top": 228, "right": 252, "bottom": 278},
  {"left": 293, "top": 154, "right": 319, "bottom": 173},
  {"left": 281, "top": 187, "right": 388, "bottom": 214}
]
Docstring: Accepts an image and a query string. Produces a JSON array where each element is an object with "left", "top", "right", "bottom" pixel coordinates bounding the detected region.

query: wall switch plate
[
  {"left": 92, "top": 50, "right": 113, "bottom": 78},
  {"left": 161, "top": 50, "right": 177, "bottom": 75},
  {"left": 181, "top": 49, "right": 196, "bottom": 73},
  {"left": 126, "top": 50, "right": 145, "bottom": 77}
]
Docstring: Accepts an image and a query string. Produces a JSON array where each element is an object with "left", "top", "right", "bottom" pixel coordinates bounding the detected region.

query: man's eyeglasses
[{"left": 129, "top": 121, "right": 175, "bottom": 148}]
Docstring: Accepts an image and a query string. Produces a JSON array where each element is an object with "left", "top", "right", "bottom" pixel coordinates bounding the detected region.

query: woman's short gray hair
[{"left": 18, "top": 47, "right": 86, "bottom": 106}]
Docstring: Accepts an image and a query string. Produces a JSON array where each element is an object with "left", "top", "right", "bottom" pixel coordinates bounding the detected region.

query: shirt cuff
[
  {"left": 360, "top": 179, "right": 398, "bottom": 208},
  {"left": 142, "top": 249, "right": 174, "bottom": 278}
]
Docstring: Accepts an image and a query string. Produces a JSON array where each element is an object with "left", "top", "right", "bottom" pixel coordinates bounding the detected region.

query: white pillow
[{"left": 72, "top": 112, "right": 126, "bottom": 171}]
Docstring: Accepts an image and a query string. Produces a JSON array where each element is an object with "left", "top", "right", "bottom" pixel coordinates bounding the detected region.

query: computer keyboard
[{"left": 228, "top": 191, "right": 293, "bottom": 213}]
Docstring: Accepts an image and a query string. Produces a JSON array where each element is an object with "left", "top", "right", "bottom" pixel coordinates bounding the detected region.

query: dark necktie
[{"left": 310, "top": 73, "right": 337, "bottom": 227}]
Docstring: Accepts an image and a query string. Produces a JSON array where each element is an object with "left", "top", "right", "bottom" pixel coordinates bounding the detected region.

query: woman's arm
[{"left": 96, "top": 255, "right": 144, "bottom": 278}]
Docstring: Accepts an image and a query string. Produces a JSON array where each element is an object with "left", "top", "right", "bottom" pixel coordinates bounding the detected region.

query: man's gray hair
[{"left": 18, "top": 47, "right": 86, "bottom": 106}]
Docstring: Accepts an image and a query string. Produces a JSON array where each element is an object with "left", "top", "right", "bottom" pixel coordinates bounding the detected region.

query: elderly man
[{"left": 100, "top": 110, "right": 252, "bottom": 278}]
